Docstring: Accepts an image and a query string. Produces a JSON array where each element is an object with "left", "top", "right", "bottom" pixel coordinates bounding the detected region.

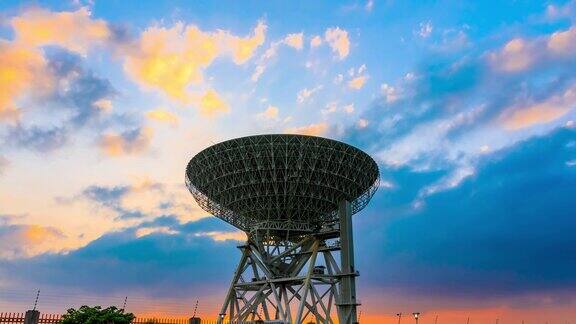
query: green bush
[{"left": 61, "top": 305, "right": 135, "bottom": 324}]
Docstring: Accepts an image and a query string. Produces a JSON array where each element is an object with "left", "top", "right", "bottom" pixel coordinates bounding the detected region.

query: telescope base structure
[{"left": 218, "top": 202, "right": 359, "bottom": 324}]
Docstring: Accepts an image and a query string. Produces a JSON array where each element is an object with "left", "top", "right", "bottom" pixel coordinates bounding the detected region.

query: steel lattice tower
[{"left": 186, "top": 135, "right": 379, "bottom": 324}]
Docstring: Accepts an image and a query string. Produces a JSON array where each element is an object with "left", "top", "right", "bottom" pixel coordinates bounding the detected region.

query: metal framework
[{"left": 185, "top": 135, "right": 379, "bottom": 324}]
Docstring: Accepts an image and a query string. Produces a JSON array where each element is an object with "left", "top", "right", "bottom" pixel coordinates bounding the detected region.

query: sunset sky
[{"left": 1, "top": 0, "right": 576, "bottom": 323}]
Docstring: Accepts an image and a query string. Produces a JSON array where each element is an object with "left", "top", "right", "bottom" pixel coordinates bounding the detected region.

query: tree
[{"left": 61, "top": 305, "right": 135, "bottom": 324}]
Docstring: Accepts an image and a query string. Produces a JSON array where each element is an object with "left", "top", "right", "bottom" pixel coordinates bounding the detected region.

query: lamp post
[
  {"left": 397, "top": 313, "right": 402, "bottom": 324},
  {"left": 413, "top": 312, "right": 420, "bottom": 324}
]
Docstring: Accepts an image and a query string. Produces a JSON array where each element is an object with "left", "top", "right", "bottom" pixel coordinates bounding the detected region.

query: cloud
[
  {"left": 348, "top": 75, "right": 368, "bottom": 90},
  {"left": 99, "top": 127, "right": 153, "bottom": 157},
  {"left": 5, "top": 125, "right": 68, "bottom": 152},
  {"left": 285, "top": 122, "right": 328, "bottom": 136},
  {"left": 325, "top": 27, "right": 350, "bottom": 60},
  {"left": 72, "top": 180, "right": 203, "bottom": 223},
  {"left": 283, "top": 32, "right": 304, "bottom": 50},
  {"left": 296, "top": 85, "right": 323, "bottom": 104},
  {"left": 226, "top": 21, "right": 267, "bottom": 64},
  {"left": 0, "top": 217, "right": 240, "bottom": 296},
  {"left": 489, "top": 38, "right": 536, "bottom": 72},
  {"left": 489, "top": 26, "right": 576, "bottom": 73},
  {"left": 251, "top": 65, "right": 266, "bottom": 82},
  {"left": 500, "top": 84, "right": 576, "bottom": 130},
  {"left": 321, "top": 102, "right": 338, "bottom": 115},
  {"left": 10, "top": 7, "right": 111, "bottom": 54},
  {"left": 344, "top": 103, "right": 355, "bottom": 114},
  {"left": 93, "top": 99, "right": 113, "bottom": 112},
  {"left": 256, "top": 105, "right": 279, "bottom": 120},
  {"left": 195, "top": 230, "right": 246, "bottom": 242},
  {"left": 381, "top": 83, "right": 400, "bottom": 103},
  {"left": 357, "top": 118, "right": 369, "bottom": 128},
  {"left": 0, "top": 223, "right": 65, "bottom": 259},
  {"left": 146, "top": 109, "right": 179, "bottom": 125},
  {"left": 123, "top": 21, "right": 266, "bottom": 103},
  {"left": 548, "top": 26, "right": 576, "bottom": 55},
  {"left": 546, "top": 1, "right": 576, "bottom": 21},
  {"left": 347, "top": 64, "right": 369, "bottom": 90},
  {"left": 45, "top": 49, "right": 117, "bottom": 126},
  {"left": 310, "top": 35, "right": 322, "bottom": 48},
  {"left": 0, "top": 45, "right": 119, "bottom": 153},
  {"left": 344, "top": 23, "right": 576, "bottom": 197},
  {"left": 251, "top": 31, "right": 306, "bottom": 82},
  {"left": 0, "top": 41, "right": 47, "bottom": 122},
  {"left": 416, "top": 21, "right": 433, "bottom": 38},
  {"left": 198, "top": 89, "right": 229, "bottom": 116},
  {"left": 358, "top": 128, "right": 576, "bottom": 299}
]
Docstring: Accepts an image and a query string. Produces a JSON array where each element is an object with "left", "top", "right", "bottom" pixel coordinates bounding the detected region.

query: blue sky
[{"left": 0, "top": 0, "right": 575, "bottom": 322}]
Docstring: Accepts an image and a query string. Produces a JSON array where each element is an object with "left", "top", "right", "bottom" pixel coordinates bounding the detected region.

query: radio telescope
[{"left": 186, "top": 134, "right": 379, "bottom": 324}]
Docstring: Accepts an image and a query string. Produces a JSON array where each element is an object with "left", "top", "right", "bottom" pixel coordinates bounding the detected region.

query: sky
[{"left": 0, "top": 0, "right": 575, "bottom": 323}]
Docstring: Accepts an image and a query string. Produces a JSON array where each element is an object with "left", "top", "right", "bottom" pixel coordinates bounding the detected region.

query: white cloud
[
  {"left": 344, "top": 103, "right": 355, "bottom": 114},
  {"left": 296, "top": 85, "right": 323, "bottom": 104},
  {"left": 381, "top": 83, "right": 400, "bottom": 103},
  {"left": 416, "top": 21, "right": 433, "bottom": 38},
  {"left": 357, "top": 118, "right": 369, "bottom": 128},
  {"left": 321, "top": 102, "right": 338, "bottom": 115}
]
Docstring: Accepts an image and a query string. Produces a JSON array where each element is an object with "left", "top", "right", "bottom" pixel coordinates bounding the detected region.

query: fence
[
  {"left": 0, "top": 313, "right": 207, "bottom": 324},
  {"left": 0, "top": 313, "right": 248, "bottom": 324},
  {"left": 0, "top": 313, "right": 61, "bottom": 324}
]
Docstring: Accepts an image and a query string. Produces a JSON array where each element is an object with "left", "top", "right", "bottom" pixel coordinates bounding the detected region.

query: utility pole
[
  {"left": 192, "top": 300, "right": 199, "bottom": 318},
  {"left": 32, "top": 290, "right": 40, "bottom": 311},
  {"left": 397, "top": 313, "right": 402, "bottom": 324}
]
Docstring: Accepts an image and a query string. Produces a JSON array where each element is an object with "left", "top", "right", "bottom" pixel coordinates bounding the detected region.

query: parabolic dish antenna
[{"left": 186, "top": 134, "right": 379, "bottom": 324}]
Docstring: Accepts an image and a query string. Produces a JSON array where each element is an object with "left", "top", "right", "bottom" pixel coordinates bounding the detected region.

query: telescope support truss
[{"left": 217, "top": 201, "right": 359, "bottom": 324}]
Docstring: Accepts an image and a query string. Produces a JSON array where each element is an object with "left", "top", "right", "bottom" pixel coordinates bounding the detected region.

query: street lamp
[
  {"left": 413, "top": 312, "right": 420, "bottom": 324},
  {"left": 397, "top": 313, "right": 402, "bottom": 324}
]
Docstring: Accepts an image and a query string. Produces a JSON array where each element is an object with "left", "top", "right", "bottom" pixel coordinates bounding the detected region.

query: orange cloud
[
  {"left": 489, "top": 38, "right": 535, "bottom": 72},
  {"left": 0, "top": 224, "right": 65, "bottom": 259},
  {"left": 99, "top": 127, "right": 153, "bottom": 156},
  {"left": 285, "top": 122, "right": 328, "bottom": 136},
  {"left": 123, "top": 21, "right": 266, "bottom": 104},
  {"left": 196, "top": 231, "right": 247, "bottom": 242},
  {"left": 490, "top": 26, "right": 576, "bottom": 72},
  {"left": 225, "top": 21, "right": 267, "bottom": 64},
  {"left": 10, "top": 7, "right": 111, "bottom": 54},
  {"left": 325, "top": 27, "right": 350, "bottom": 60},
  {"left": 548, "top": 26, "right": 576, "bottom": 55},
  {"left": 501, "top": 85, "right": 576, "bottom": 130},
  {"left": 146, "top": 109, "right": 179, "bottom": 125},
  {"left": 198, "top": 89, "right": 229, "bottom": 115},
  {"left": 283, "top": 32, "right": 304, "bottom": 50},
  {"left": 310, "top": 35, "right": 323, "bottom": 48},
  {"left": 0, "top": 41, "right": 48, "bottom": 121},
  {"left": 257, "top": 105, "right": 279, "bottom": 120},
  {"left": 348, "top": 75, "right": 368, "bottom": 90}
]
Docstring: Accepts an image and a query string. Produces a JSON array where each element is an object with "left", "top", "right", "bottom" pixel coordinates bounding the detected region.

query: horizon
[{"left": 1, "top": 0, "right": 575, "bottom": 323}]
